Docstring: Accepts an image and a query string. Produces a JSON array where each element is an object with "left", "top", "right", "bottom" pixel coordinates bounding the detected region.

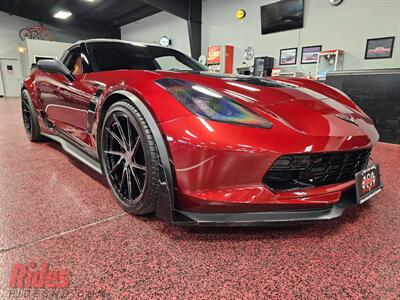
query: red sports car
[{"left": 22, "top": 39, "right": 382, "bottom": 225}]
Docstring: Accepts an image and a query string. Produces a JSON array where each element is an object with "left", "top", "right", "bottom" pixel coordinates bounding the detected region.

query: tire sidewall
[
  {"left": 99, "top": 101, "right": 155, "bottom": 213},
  {"left": 21, "top": 90, "right": 41, "bottom": 141}
]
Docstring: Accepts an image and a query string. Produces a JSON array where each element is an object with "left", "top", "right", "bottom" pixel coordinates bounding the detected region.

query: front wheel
[
  {"left": 21, "top": 90, "right": 43, "bottom": 142},
  {"left": 19, "top": 28, "right": 32, "bottom": 40},
  {"left": 99, "top": 101, "right": 161, "bottom": 214}
]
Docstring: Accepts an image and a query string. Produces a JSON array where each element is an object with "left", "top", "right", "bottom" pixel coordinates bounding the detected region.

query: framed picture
[
  {"left": 365, "top": 37, "right": 395, "bottom": 59},
  {"left": 279, "top": 48, "right": 297, "bottom": 65},
  {"left": 301, "top": 45, "right": 322, "bottom": 64}
]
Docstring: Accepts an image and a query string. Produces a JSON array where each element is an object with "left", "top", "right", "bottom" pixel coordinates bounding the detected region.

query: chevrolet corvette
[{"left": 21, "top": 39, "right": 382, "bottom": 225}]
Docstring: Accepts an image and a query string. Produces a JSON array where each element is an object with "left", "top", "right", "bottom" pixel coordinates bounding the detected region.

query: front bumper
[
  {"left": 160, "top": 115, "right": 377, "bottom": 210},
  {"left": 159, "top": 115, "right": 379, "bottom": 223},
  {"left": 172, "top": 188, "right": 363, "bottom": 226}
]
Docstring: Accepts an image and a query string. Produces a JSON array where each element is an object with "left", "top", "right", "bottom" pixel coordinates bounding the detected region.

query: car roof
[{"left": 69, "top": 38, "right": 163, "bottom": 51}]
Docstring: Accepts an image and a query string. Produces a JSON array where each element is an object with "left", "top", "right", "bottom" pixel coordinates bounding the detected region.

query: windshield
[{"left": 86, "top": 42, "right": 207, "bottom": 72}]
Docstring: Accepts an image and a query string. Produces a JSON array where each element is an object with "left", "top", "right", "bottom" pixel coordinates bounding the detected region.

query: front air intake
[{"left": 263, "top": 149, "right": 371, "bottom": 191}]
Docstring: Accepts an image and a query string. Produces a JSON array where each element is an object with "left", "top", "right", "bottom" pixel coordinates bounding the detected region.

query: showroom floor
[{"left": 0, "top": 98, "right": 399, "bottom": 299}]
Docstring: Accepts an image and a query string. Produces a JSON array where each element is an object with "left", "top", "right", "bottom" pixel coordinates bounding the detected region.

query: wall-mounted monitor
[{"left": 261, "top": 0, "right": 304, "bottom": 35}]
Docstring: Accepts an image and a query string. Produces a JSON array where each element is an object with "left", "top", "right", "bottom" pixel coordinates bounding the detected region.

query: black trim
[
  {"left": 42, "top": 133, "right": 102, "bottom": 174},
  {"left": 87, "top": 88, "right": 104, "bottom": 133},
  {"left": 57, "top": 129, "right": 98, "bottom": 160},
  {"left": 39, "top": 111, "right": 54, "bottom": 129},
  {"left": 172, "top": 188, "right": 363, "bottom": 226},
  {"left": 60, "top": 45, "right": 80, "bottom": 71},
  {"left": 40, "top": 110, "right": 98, "bottom": 161},
  {"left": 80, "top": 42, "right": 93, "bottom": 74}
]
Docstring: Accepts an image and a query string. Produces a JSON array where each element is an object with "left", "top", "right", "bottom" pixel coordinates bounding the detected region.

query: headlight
[{"left": 156, "top": 78, "right": 272, "bottom": 128}]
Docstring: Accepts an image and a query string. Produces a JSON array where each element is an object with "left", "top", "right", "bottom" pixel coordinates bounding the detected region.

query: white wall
[
  {"left": 0, "top": 11, "right": 85, "bottom": 60},
  {"left": 121, "top": 11, "right": 191, "bottom": 55},
  {"left": 19, "top": 39, "right": 72, "bottom": 78},
  {"left": 0, "top": 12, "right": 85, "bottom": 94},
  {"left": 0, "top": 11, "right": 87, "bottom": 94},
  {"left": 202, "top": 0, "right": 400, "bottom": 75}
]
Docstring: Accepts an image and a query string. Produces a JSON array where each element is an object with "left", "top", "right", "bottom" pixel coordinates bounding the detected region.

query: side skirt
[{"left": 42, "top": 133, "right": 103, "bottom": 175}]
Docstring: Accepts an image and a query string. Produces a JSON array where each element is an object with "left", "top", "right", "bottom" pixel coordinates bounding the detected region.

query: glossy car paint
[{"left": 23, "top": 44, "right": 379, "bottom": 217}]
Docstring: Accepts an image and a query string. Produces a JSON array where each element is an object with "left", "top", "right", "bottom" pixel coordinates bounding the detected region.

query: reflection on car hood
[{"left": 152, "top": 70, "right": 374, "bottom": 137}]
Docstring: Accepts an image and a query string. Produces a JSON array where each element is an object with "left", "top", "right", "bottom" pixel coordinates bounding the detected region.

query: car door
[{"left": 44, "top": 45, "right": 97, "bottom": 148}]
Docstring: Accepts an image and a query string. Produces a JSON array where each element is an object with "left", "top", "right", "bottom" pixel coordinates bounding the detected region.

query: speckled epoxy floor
[{"left": 0, "top": 99, "right": 399, "bottom": 299}]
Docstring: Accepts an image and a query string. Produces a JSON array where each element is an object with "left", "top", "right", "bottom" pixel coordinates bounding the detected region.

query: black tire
[
  {"left": 99, "top": 101, "right": 160, "bottom": 214},
  {"left": 19, "top": 28, "right": 32, "bottom": 40},
  {"left": 21, "top": 89, "right": 43, "bottom": 142},
  {"left": 40, "top": 29, "right": 54, "bottom": 41}
]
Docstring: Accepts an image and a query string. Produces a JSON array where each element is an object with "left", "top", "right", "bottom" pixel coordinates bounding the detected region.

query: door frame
[
  {"left": 0, "top": 58, "right": 23, "bottom": 98},
  {"left": 0, "top": 61, "right": 5, "bottom": 98}
]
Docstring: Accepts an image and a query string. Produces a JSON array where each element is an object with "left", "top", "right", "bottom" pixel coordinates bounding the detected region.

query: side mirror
[{"left": 37, "top": 59, "right": 75, "bottom": 82}]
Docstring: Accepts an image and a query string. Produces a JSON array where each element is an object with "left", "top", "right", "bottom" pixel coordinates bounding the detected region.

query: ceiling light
[{"left": 54, "top": 11, "right": 72, "bottom": 19}]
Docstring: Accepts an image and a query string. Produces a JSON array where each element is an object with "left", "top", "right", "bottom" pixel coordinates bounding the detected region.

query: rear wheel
[
  {"left": 40, "top": 29, "right": 54, "bottom": 41},
  {"left": 99, "top": 101, "right": 160, "bottom": 214},
  {"left": 21, "top": 90, "right": 43, "bottom": 142}
]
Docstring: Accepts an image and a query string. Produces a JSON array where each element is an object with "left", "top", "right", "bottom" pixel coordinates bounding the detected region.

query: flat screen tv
[{"left": 261, "top": 0, "right": 304, "bottom": 35}]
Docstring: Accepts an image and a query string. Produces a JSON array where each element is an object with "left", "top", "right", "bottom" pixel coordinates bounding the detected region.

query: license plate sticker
[{"left": 355, "top": 164, "right": 382, "bottom": 204}]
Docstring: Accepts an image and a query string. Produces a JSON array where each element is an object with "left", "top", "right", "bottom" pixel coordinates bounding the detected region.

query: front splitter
[{"left": 172, "top": 190, "right": 361, "bottom": 226}]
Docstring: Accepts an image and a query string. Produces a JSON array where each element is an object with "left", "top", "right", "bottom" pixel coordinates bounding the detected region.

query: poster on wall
[
  {"left": 301, "top": 45, "right": 322, "bottom": 64},
  {"left": 207, "top": 46, "right": 222, "bottom": 64},
  {"left": 279, "top": 48, "right": 297, "bottom": 65},
  {"left": 364, "top": 37, "right": 395, "bottom": 59}
]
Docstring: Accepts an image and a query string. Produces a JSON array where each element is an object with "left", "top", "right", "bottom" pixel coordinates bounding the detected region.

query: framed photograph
[
  {"left": 279, "top": 48, "right": 297, "bottom": 65},
  {"left": 365, "top": 37, "right": 395, "bottom": 59},
  {"left": 301, "top": 45, "right": 322, "bottom": 64}
]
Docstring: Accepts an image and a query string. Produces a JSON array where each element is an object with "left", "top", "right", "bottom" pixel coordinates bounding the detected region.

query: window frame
[
  {"left": 61, "top": 43, "right": 93, "bottom": 74},
  {"left": 85, "top": 41, "right": 207, "bottom": 73}
]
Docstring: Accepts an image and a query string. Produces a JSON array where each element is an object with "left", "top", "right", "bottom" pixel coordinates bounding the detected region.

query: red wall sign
[{"left": 207, "top": 46, "right": 221, "bottom": 64}]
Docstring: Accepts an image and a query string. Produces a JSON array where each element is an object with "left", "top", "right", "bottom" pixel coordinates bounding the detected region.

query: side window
[
  {"left": 154, "top": 56, "right": 192, "bottom": 71},
  {"left": 63, "top": 47, "right": 83, "bottom": 76}
]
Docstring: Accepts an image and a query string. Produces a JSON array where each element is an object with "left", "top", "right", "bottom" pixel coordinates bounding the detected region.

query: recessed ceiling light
[{"left": 54, "top": 10, "right": 72, "bottom": 19}]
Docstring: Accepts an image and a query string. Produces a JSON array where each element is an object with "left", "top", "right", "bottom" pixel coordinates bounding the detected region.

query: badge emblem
[{"left": 362, "top": 172, "right": 376, "bottom": 192}]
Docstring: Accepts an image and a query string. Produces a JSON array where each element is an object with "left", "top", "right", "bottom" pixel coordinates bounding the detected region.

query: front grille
[{"left": 263, "top": 149, "right": 371, "bottom": 191}]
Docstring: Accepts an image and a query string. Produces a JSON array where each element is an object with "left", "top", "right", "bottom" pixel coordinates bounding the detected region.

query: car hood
[{"left": 152, "top": 71, "right": 376, "bottom": 139}]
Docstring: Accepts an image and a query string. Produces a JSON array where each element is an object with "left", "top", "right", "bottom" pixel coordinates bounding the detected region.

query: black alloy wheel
[
  {"left": 21, "top": 94, "right": 32, "bottom": 135},
  {"left": 21, "top": 89, "right": 43, "bottom": 141},
  {"left": 100, "top": 101, "right": 160, "bottom": 214}
]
